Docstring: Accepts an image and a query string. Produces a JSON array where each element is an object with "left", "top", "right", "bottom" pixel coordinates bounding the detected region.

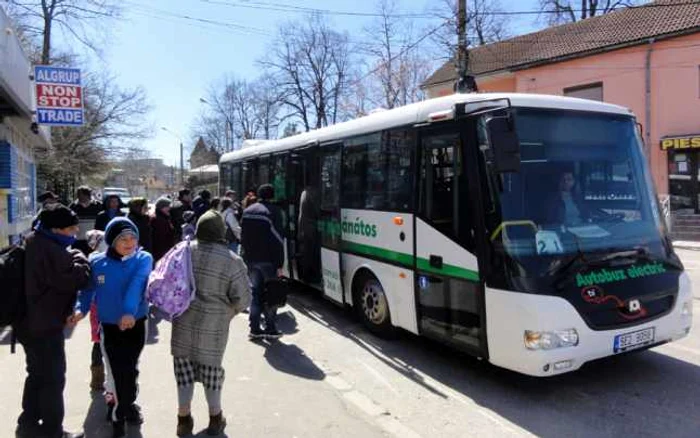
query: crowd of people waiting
[{"left": 11, "top": 183, "right": 287, "bottom": 438}]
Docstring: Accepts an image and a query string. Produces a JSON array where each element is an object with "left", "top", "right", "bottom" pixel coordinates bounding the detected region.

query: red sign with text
[{"left": 35, "top": 84, "right": 83, "bottom": 109}]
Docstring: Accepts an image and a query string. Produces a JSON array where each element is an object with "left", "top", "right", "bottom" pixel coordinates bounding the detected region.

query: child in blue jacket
[{"left": 73, "top": 217, "right": 153, "bottom": 438}]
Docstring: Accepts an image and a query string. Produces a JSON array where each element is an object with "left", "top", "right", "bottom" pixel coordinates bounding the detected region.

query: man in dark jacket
[
  {"left": 16, "top": 204, "right": 91, "bottom": 438},
  {"left": 170, "top": 189, "right": 193, "bottom": 240},
  {"left": 95, "top": 194, "right": 125, "bottom": 231},
  {"left": 127, "top": 198, "right": 152, "bottom": 253},
  {"left": 192, "top": 189, "right": 212, "bottom": 220},
  {"left": 70, "top": 186, "right": 103, "bottom": 255},
  {"left": 150, "top": 197, "right": 176, "bottom": 263},
  {"left": 241, "top": 184, "right": 285, "bottom": 339}
]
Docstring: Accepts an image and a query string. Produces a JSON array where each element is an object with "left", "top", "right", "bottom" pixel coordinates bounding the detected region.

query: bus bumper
[{"left": 485, "top": 273, "right": 693, "bottom": 377}]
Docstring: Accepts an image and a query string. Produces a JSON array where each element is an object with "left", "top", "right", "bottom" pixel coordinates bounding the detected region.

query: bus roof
[{"left": 220, "top": 92, "right": 633, "bottom": 164}]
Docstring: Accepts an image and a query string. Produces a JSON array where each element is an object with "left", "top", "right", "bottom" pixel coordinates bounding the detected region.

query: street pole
[
  {"left": 455, "top": 0, "right": 477, "bottom": 93},
  {"left": 180, "top": 142, "right": 184, "bottom": 187}
]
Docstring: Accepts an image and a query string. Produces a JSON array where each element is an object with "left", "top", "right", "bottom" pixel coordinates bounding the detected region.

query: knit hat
[
  {"left": 104, "top": 217, "right": 139, "bottom": 247},
  {"left": 38, "top": 191, "right": 58, "bottom": 203},
  {"left": 257, "top": 184, "right": 274, "bottom": 200},
  {"left": 155, "top": 197, "right": 172, "bottom": 210},
  {"left": 196, "top": 210, "right": 226, "bottom": 243},
  {"left": 39, "top": 204, "right": 79, "bottom": 229},
  {"left": 128, "top": 197, "right": 148, "bottom": 212}
]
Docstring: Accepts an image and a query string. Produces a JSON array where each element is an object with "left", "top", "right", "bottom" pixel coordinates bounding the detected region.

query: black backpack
[{"left": 0, "top": 245, "right": 26, "bottom": 353}]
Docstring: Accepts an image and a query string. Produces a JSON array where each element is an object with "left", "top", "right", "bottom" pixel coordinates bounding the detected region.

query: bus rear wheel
[{"left": 354, "top": 273, "right": 395, "bottom": 338}]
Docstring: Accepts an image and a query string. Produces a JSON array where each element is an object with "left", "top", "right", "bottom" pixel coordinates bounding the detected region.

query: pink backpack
[{"left": 146, "top": 237, "right": 196, "bottom": 321}]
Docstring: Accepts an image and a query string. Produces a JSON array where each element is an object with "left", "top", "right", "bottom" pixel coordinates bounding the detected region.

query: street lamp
[
  {"left": 161, "top": 127, "right": 184, "bottom": 188},
  {"left": 200, "top": 97, "right": 234, "bottom": 152}
]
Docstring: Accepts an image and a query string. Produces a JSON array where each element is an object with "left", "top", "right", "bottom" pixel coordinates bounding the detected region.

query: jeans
[
  {"left": 17, "top": 331, "right": 66, "bottom": 437},
  {"left": 249, "top": 262, "right": 278, "bottom": 333}
]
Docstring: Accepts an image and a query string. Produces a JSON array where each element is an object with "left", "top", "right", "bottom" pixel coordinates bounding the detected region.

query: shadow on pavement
[
  {"left": 275, "top": 310, "right": 299, "bottom": 335},
  {"left": 254, "top": 338, "right": 325, "bottom": 381},
  {"left": 83, "top": 392, "right": 144, "bottom": 438},
  {"left": 287, "top": 289, "right": 700, "bottom": 438},
  {"left": 194, "top": 429, "right": 229, "bottom": 437}
]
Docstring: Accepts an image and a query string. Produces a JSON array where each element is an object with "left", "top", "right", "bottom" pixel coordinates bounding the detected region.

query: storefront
[{"left": 664, "top": 135, "right": 700, "bottom": 213}]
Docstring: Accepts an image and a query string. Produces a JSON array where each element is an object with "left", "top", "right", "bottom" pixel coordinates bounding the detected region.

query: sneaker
[
  {"left": 248, "top": 329, "right": 265, "bottom": 339},
  {"left": 206, "top": 412, "right": 227, "bottom": 436},
  {"left": 176, "top": 414, "right": 194, "bottom": 437},
  {"left": 263, "top": 329, "right": 283, "bottom": 339},
  {"left": 112, "top": 421, "right": 126, "bottom": 438},
  {"left": 125, "top": 403, "right": 144, "bottom": 425},
  {"left": 61, "top": 432, "right": 85, "bottom": 438}
]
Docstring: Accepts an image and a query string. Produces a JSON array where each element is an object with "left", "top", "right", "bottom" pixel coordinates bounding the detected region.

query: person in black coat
[
  {"left": 70, "top": 186, "right": 103, "bottom": 255},
  {"left": 150, "top": 197, "right": 176, "bottom": 263},
  {"left": 127, "top": 198, "right": 152, "bottom": 254},
  {"left": 94, "top": 195, "right": 125, "bottom": 231},
  {"left": 192, "top": 189, "right": 212, "bottom": 220}
]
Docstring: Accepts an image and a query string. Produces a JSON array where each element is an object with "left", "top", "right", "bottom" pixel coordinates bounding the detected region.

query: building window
[{"left": 564, "top": 82, "right": 603, "bottom": 101}]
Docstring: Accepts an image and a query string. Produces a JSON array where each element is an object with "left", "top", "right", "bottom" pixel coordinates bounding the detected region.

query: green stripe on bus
[
  {"left": 341, "top": 241, "right": 414, "bottom": 266},
  {"left": 416, "top": 258, "right": 480, "bottom": 281},
  {"left": 340, "top": 241, "right": 479, "bottom": 281}
]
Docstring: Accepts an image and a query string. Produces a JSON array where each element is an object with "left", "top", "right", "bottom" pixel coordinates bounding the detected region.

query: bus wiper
[{"left": 592, "top": 246, "right": 683, "bottom": 270}]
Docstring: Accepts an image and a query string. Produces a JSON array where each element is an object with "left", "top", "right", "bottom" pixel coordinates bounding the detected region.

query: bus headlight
[{"left": 524, "top": 329, "right": 579, "bottom": 350}]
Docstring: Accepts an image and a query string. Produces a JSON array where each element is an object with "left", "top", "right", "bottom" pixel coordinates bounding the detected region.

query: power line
[{"left": 196, "top": 0, "right": 700, "bottom": 18}]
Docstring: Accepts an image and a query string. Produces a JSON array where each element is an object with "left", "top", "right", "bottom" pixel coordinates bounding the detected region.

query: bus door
[
  {"left": 317, "top": 143, "right": 344, "bottom": 303},
  {"left": 289, "top": 146, "right": 322, "bottom": 286},
  {"left": 416, "top": 125, "right": 485, "bottom": 354}
]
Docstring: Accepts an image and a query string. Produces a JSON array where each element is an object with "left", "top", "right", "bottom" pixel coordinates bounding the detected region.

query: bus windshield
[{"left": 485, "top": 108, "right": 673, "bottom": 278}]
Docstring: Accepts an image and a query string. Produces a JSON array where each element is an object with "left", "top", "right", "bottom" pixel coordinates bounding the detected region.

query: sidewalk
[
  {"left": 673, "top": 240, "right": 700, "bottom": 251},
  {"left": 0, "top": 311, "right": 388, "bottom": 438}
]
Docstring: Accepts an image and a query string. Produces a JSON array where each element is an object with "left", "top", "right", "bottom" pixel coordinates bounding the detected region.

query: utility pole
[
  {"left": 455, "top": 0, "right": 477, "bottom": 93},
  {"left": 180, "top": 142, "right": 184, "bottom": 187}
]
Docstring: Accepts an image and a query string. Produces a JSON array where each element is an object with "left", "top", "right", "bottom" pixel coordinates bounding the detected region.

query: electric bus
[{"left": 219, "top": 93, "right": 693, "bottom": 376}]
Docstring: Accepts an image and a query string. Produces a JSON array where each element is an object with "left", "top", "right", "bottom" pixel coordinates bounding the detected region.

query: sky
[{"left": 95, "top": 0, "right": 543, "bottom": 167}]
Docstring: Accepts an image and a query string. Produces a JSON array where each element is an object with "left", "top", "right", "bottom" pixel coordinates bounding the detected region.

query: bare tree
[
  {"left": 538, "top": 0, "right": 639, "bottom": 25},
  {"left": 6, "top": 0, "right": 120, "bottom": 63},
  {"left": 37, "top": 72, "right": 152, "bottom": 197},
  {"left": 361, "top": 0, "right": 434, "bottom": 110},
  {"left": 262, "top": 14, "right": 351, "bottom": 131},
  {"left": 197, "top": 74, "right": 281, "bottom": 152},
  {"left": 430, "top": 0, "right": 510, "bottom": 60}
]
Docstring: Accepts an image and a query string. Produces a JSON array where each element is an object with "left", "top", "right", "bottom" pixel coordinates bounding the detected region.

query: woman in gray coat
[{"left": 171, "top": 210, "right": 252, "bottom": 436}]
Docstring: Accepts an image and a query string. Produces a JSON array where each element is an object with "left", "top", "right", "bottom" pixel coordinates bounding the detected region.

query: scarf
[{"left": 38, "top": 228, "right": 77, "bottom": 248}]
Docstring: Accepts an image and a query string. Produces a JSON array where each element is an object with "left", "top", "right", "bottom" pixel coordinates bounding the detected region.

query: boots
[
  {"left": 207, "top": 412, "right": 226, "bottom": 436},
  {"left": 90, "top": 365, "right": 105, "bottom": 392},
  {"left": 111, "top": 421, "right": 126, "bottom": 438},
  {"left": 176, "top": 414, "right": 194, "bottom": 437}
]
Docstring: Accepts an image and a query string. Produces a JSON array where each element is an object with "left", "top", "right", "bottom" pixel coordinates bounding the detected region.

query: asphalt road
[{"left": 1, "top": 249, "right": 699, "bottom": 437}]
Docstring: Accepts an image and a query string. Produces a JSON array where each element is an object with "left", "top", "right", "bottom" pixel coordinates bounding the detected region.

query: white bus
[{"left": 219, "top": 93, "right": 693, "bottom": 376}]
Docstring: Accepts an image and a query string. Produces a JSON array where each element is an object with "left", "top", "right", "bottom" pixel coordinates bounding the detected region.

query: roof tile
[{"left": 424, "top": 0, "right": 700, "bottom": 87}]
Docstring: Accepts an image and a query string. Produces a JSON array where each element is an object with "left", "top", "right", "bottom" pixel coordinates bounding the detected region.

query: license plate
[{"left": 613, "top": 327, "right": 655, "bottom": 353}]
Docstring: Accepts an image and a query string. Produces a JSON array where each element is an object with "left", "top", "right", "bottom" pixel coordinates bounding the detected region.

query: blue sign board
[
  {"left": 34, "top": 66, "right": 84, "bottom": 127},
  {"left": 34, "top": 66, "right": 81, "bottom": 85}
]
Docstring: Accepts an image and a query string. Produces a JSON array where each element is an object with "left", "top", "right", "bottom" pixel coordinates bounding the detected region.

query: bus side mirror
[{"left": 487, "top": 115, "right": 521, "bottom": 173}]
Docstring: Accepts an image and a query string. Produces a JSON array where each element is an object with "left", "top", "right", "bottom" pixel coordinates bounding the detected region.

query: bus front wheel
[{"left": 353, "top": 272, "right": 395, "bottom": 338}]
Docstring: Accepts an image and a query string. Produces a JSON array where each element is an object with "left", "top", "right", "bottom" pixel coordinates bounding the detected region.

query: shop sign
[{"left": 660, "top": 135, "right": 700, "bottom": 151}]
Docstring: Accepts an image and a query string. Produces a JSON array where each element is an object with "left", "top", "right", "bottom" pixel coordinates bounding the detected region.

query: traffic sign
[{"left": 34, "top": 66, "right": 84, "bottom": 127}]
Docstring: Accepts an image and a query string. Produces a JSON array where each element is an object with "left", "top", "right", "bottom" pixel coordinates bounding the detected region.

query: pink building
[{"left": 423, "top": 0, "right": 700, "bottom": 220}]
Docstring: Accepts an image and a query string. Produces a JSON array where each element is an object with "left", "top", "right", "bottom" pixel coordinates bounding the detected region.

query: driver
[{"left": 547, "top": 170, "right": 588, "bottom": 226}]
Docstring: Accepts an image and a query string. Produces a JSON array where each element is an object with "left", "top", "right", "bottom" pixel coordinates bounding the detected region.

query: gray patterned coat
[{"left": 171, "top": 241, "right": 252, "bottom": 366}]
